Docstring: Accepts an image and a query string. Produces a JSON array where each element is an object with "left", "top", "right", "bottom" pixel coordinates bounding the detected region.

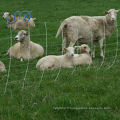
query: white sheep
[
  {"left": 73, "top": 44, "right": 92, "bottom": 66},
  {"left": 56, "top": 9, "right": 119, "bottom": 58},
  {"left": 36, "top": 47, "right": 75, "bottom": 70},
  {"left": 3, "top": 12, "right": 36, "bottom": 30},
  {"left": 0, "top": 61, "right": 6, "bottom": 72},
  {"left": 7, "top": 30, "right": 44, "bottom": 61}
]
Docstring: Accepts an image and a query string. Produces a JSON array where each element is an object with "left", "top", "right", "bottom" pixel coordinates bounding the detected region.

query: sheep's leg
[
  {"left": 69, "top": 41, "right": 75, "bottom": 47},
  {"left": 62, "top": 38, "right": 67, "bottom": 52},
  {"left": 92, "top": 44, "right": 96, "bottom": 58},
  {"left": 99, "top": 39, "right": 104, "bottom": 58},
  {"left": 20, "top": 58, "right": 23, "bottom": 62}
]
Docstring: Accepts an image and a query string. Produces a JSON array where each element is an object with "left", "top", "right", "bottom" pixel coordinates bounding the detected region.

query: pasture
[{"left": 0, "top": 0, "right": 120, "bottom": 119}]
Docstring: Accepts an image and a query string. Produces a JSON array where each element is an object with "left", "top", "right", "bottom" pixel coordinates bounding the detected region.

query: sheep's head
[
  {"left": 2, "top": 12, "right": 11, "bottom": 19},
  {"left": 105, "top": 9, "right": 119, "bottom": 22},
  {"left": 75, "top": 44, "right": 90, "bottom": 54},
  {"left": 64, "top": 47, "right": 75, "bottom": 57},
  {"left": 15, "top": 30, "right": 28, "bottom": 42}
]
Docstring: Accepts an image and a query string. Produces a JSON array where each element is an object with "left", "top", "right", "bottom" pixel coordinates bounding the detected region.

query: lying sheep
[
  {"left": 7, "top": 30, "right": 44, "bottom": 61},
  {"left": 3, "top": 12, "right": 36, "bottom": 30},
  {"left": 0, "top": 61, "right": 6, "bottom": 72},
  {"left": 36, "top": 47, "right": 75, "bottom": 70},
  {"left": 56, "top": 9, "right": 119, "bottom": 58},
  {"left": 73, "top": 44, "right": 92, "bottom": 66}
]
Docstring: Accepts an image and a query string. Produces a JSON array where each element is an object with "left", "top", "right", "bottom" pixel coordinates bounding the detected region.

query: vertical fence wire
[
  {"left": 4, "top": 26, "right": 12, "bottom": 95},
  {"left": 22, "top": 23, "right": 30, "bottom": 90}
]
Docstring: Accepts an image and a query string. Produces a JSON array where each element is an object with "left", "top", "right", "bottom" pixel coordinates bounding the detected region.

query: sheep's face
[
  {"left": 15, "top": 30, "right": 28, "bottom": 42},
  {"left": 105, "top": 9, "right": 119, "bottom": 22},
  {"left": 64, "top": 47, "right": 75, "bottom": 57},
  {"left": 3, "top": 12, "right": 10, "bottom": 19},
  {"left": 80, "top": 44, "right": 90, "bottom": 53},
  {"left": 75, "top": 44, "right": 90, "bottom": 54}
]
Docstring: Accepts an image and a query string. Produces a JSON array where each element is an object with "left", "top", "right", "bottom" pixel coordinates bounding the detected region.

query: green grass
[{"left": 0, "top": 0, "right": 120, "bottom": 119}]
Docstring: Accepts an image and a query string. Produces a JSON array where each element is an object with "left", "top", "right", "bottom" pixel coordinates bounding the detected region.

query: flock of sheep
[{"left": 0, "top": 9, "right": 119, "bottom": 72}]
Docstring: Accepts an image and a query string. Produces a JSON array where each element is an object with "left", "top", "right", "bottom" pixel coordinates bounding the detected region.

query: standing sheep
[
  {"left": 36, "top": 47, "right": 75, "bottom": 70},
  {"left": 7, "top": 30, "right": 44, "bottom": 61},
  {"left": 56, "top": 9, "right": 119, "bottom": 58},
  {"left": 3, "top": 12, "right": 36, "bottom": 30},
  {"left": 0, "top": 61, "right": 6, "bottom": 72},
  {"left": 73, "top": 44, "right": 92, "bottom": 66}
]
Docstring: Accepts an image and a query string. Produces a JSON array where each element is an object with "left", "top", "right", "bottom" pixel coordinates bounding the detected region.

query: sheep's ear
[
  {"left": 87, "top": 47, "right": 90, "bottom": 53},
  {"left": 9, "top": 13, "right": 11, "bottom": 16},
  {"left": 64, "top": 48, "right": 67, "bottom": 52},
  {"left": 116, "top": 10, "right": 119, "bottom": 13},
  {"left": 74, "top": 46, "right": 80, "bottom": 50},
  {"left": 89, "top": 48, "right": 91, "bottom": 52},
  {"left": 25, "top": 32, "right": 28, "bottom": 36},
  {"left": 104, "top": 11, "right": 109, "bottom": 14}
]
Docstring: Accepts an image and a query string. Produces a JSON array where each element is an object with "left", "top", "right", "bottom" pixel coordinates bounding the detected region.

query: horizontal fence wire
[{"left": 0, "top": 19, "right": 120, "bottom": 89}]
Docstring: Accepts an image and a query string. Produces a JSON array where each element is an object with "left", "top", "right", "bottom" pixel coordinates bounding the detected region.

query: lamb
[
  {"left": 0, "top": 61, "right": 6, "bottom": 72},
  {"left": 3, "top": 12, "right": 36, "bottom": 30},
  {"left": 56, "top": 9, "right": 119, "bottom": 58},
  {"left": 36, "top": 47, "right": 75, "bottom": 70},
  {"left": 73, "top": 44, "right": 92, "bottom": 66},
  {"left": 7, "top": 30, "right": 44, "bottom": 61}
]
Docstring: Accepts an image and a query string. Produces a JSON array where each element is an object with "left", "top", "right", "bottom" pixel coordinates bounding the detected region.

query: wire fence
[{"left": 0, "top": 18, "right": 120, "bottom": 94}]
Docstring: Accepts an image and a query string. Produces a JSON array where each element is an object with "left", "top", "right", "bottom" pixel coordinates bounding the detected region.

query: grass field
[{"left": 0, "top": 0, "right": 120, "bottom": 119}]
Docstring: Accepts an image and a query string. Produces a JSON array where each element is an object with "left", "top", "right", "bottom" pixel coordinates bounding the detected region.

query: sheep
[
  {"left": 36, "top": 47, "right": 75, "bottom": 70},
  {"left": 7, "top": 30, "right": 44, "bottom": 61},
  {"left": 0, "top": 61, "right": 6, "bottom": 72},
  {"left": 56, "top": 9, "right": 119, "bottom": 58},
  {"left": 73, "top": 44, "right": 92, "bottom": 66},
  {"left": 2, "top": 12, "right": 36, "bottom": 30}
]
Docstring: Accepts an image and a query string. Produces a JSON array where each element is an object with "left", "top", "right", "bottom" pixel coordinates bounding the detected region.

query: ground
[{"left": 0, "top": 0, "right": 120, "bottom": 119}]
